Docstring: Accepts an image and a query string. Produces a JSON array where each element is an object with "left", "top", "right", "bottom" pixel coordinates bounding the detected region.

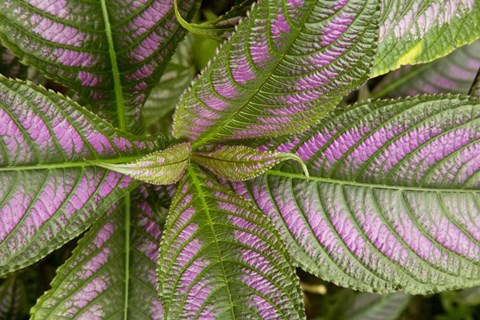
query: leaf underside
[
  {"left": 0, "top": 77, "right": 159, "bottom": 276},
  {"left": 173, "top": 0, "right": 380, "bottom": 145},
  {"left": 234, "top": 95, "right": 480, "bottom": 294},
  {"left": 31, "top": 186, "right": 166, "bottom": 320},
  {"left": 159, "top": 165, "right": 305, "bottom": 319}
]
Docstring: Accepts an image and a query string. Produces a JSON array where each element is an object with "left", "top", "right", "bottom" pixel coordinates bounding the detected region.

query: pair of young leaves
[{"left": 1, "top": 0, "right": 480, "bottom": 318}]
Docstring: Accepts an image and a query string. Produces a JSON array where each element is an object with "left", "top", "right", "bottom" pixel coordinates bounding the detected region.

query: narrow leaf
[
  {"left": 373, "top": 41, "right": 480, "bottom": 98},
  {"left": 470, "top": 67, "right": 480, "bottom": 97},
  {"left": 173, "top": 0, "right": 380, "bottom": 145},
  {"left": 0, "top": 77, "right": 159, "bottom": 276},
  {"left": 193, "top": 145, "right": 308, "bottom": 181},
  {"left": 236, "top": 96, "right": 480, "bottom": 294},
  {"left": 91, "top": 142, "right": 191, "bottom": 185},
  {"left": 0, "top": 0, "right": 197, "bottom": 130},
  {"left": 158, "top": 165, "right": 305, "bottom": 319},
  {"left": 32, "top": 186, "right": 167, "bottom": 319},
  {"left": 374, "top": 0, "right": 480, "bottom": 76}
]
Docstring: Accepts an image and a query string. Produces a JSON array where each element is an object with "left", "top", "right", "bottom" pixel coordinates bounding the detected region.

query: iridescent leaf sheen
[
  {"left": 158, "top": 165, "right": 305, "bottom": 319},
  {"left": 0, "top": 0, "right": 197, "bottom": 130},
  {"left": 193, "top": 145, "right": 308, "bottom": 181},
  {"left": 235, "top": 96, "right": 480, "bottom": 294},
  {"left": 31, "top": 186, "right": 167, "bottom": 320},
  {"left": 173, "top": 0, "right": 379, "bottom": 146},
  {"left": 374, "top": 0, "right": 480, "bottom": 76},
  {"left": 0, "top": 77, "right": 159, "bottom": 276},
  {"left": 373, "top": 40, "right": 480, "bottom": 98}
]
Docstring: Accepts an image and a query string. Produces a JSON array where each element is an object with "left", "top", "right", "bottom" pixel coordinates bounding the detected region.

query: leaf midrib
[{"left": 266, "top": 170, "right": 480, "bottom": 194}]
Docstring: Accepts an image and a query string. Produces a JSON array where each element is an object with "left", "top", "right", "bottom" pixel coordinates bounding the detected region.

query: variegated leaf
[
  {"left": 0, "top": 0, "right": 197, "bottom": 130},
  {"left": 173, "top": 0, "right": 380, "bottom": 146},
  {"left": 158, "top": 165, "right": 305, "bottom": 319},
  {"left": 374, "top": 0, "right": 480, "bottom": 76},
  {"left": 235, "top": 96, "right": 480, "bottom": 294},
  {"left": 0, "top": 77, "right": 161, "bottom": 276},
  {"left": 31, "top": 186, "right": 167, "bottom": 319},
  {"left": 91, "top": 142, "right": 191, "bottom": 185},
  {"left": 373, "top": 41, "right": 480, "bottom": 98},
  {"left": 193, "top": 145, "right": 308, "bottom": 181}
]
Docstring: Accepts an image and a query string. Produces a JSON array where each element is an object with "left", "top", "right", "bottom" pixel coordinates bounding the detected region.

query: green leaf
[
  {"left": 158, "top": 165, "right": 305, "bottom": 319},
  {"left": 90, "top": 142, "right": 191, "bottom": 185},
  {"left": 373, "top": 41, "right": 480, "bottom": 99},
  {"left": 0, "top": 0, "right": 197, "bottom": 130},
  {"left": 173, "top": 0, "right": 380, "bottom": 146},
  {"left": 192, "top": 145, "right": 308, "bottom": 181},
  {"left": 340, "top": 292, "right": 411, "bottom": 320},
  {"left": 31, "top": 186, "right": 167, "bottom": 319},
  {"left": 0, "top": 77, "right": 162, "bottom": 276},
  {"left": 142, "top": 35, "right": 196, "bottom": 134},
  {"left": 373, "top": 0, "right": 480, "bottom": 77},
  {"left": 0, "top": 46, "right": 28, "bottom": 79},
  {"left": 235, "top": 95, "right": 480, "bottom": 294},
  {"left": 0, "top": 276, "right": 27, "bottom": 320},
  {"left": 470, "top": 67, "right": 480, "bottom": 97}
]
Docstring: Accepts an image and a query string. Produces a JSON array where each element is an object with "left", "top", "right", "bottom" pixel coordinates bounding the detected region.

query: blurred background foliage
[{"left": 1, "top": 0, "right": 479, "bottom": 319}]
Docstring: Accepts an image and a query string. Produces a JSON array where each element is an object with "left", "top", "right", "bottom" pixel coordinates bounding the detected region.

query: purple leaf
[
  {"left": 31, "top": 186, "right": 167, "bottom": 319},
  {"left": 158, "top": 165, "right": 305, "bottom": 319},
  {"left": 173, "top": 0, "right": 380, "bottom": 146},
  {"left": 0, "top": 77, "right": 159, "bottom": 276},
  {"left": 235, "top": 95, "right": 480, "bottom": 294},
  {"left": 0, "top": 0, "right": 197, "bottom": 130}
]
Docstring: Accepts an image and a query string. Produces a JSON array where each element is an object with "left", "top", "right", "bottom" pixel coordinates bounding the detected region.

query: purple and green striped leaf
[
  {"left": 31, "top": 186, "right": 167, "bottom": 320},
  {"left": 158, "top": 165, "right": 305, "bottom": 319},
  {"left": 173, "top": 0, "right": 380, "bottom": 146},
  {"left": 91, "top": 142, "right": 192, "bottom": 185},
  {"left": 0, "top": 77, "right": 162, "bottom": 276},
  {"left": 235, "top": 96, "right": 480, "bottom": 294},
  {"left": 192, "top": 145, "right": 308, "bottom": 181},
  {"left": 373, "top": 41, "right": 480, "bottom": 98},
  {"left": 374, "top": 0, "right": 480, "bottom": 77},
  {"left": 0, "top": 0, "right": 197, "bottom": 130}
]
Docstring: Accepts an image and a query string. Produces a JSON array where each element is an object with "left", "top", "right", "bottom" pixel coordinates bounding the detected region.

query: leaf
[
  {"left": 235, "top": 96, "right": 480, "bottom": 294},
  {"left": 0, "top": 277, "right": 27, "bottom": 320},
  {"left": 142, "top": 35, "right": 196, "bottom": 133},
  {"left": 90, "top": 142, "right": 191, "bottom": 185},
  {"left": 470, "top": 67, "right": 480, "bottom": 97},
  {"left": 172, "top": 0, "right": 380, "bottom": 146},
  {"left": 0, "top": 77, "right": 160, "bottom": 276},
  {"left": 341, "top": 292, "right": 410, "bottom": 320},
  {"left": 0, "top": 0, "right": 197, "bottom": 130},
  {"left": 192, "top": 145, "right": 308, "bottom": 181},
  {"left": 373, "top": 41, "right": 480, "bottom": 98},
  {"left": 31, "top": 186, "right": 167, "bottom": 319},
  {"left": 373, "top": 0, "right": 480, "bottom": 77},
  {"left": 158, "top": 165, "right": 305, "bottom": 319}
]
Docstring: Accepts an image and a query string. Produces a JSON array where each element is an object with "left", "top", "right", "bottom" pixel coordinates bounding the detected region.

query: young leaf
[
  {"left": 31, "top": 186, "right": 167, "bottom": 319},
  {"left": 0, "top": 0, "right": 197, "bottom": 130},
  {"left": 158, "top": 165, "right": 305, "bottom": 319},
  {"left": 235, "top": 96, "right": 480, "bottom": 294},
  {"left": 173, "top": 0, "right": 380, "bottom": 146},
  {"left": 192, "top": 145, "right": 308, "bottom": 181},
  {"left": 0, "top": 78, "right": 160, "bottom": 276},
  {"left": 90, "top": 142, "right": 191, "bottom": 185},
  {"left": 373, "top": 41, "right": 480, "bottom": 98},
  {"left": 374, "top": 0, "right": 480, "bottom": 76}
]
